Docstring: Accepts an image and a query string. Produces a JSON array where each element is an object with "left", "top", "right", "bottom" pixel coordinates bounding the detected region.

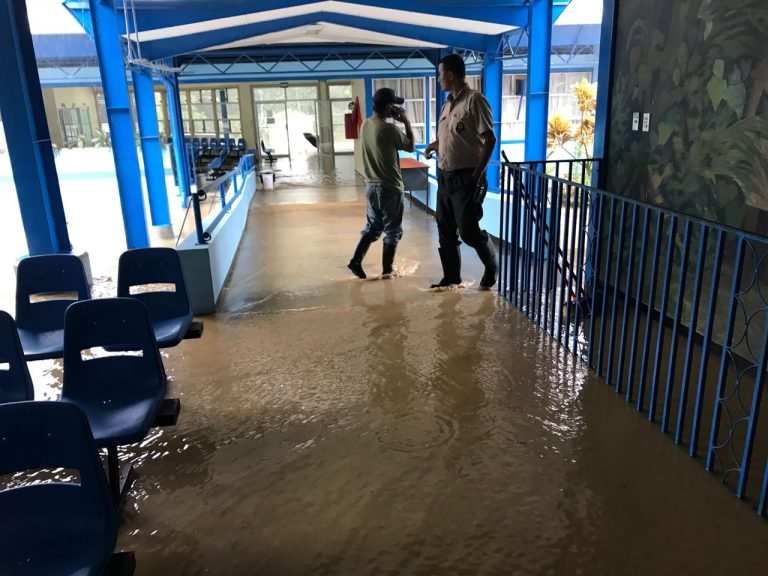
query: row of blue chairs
[
  {"left": 186, "top": 136, "right": 245, "bottom": 156},
  {"left": 15, "top": 248, "right": 202, "bottom": 361},
  {"left": 0, "top": 247, "right": 202, "bottom": 575}
]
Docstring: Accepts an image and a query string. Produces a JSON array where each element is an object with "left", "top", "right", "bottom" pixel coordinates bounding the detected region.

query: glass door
[{"left": 255, "top": 100, "right": 290, "bottom": 157}]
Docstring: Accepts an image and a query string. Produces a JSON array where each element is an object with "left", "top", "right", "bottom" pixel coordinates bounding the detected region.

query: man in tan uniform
[{"left": 425, "top": 54, "right": 498, "bottom": 289}]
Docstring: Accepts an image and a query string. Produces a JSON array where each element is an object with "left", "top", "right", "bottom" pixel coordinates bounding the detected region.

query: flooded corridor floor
[{"left": 29, "top": 182, "right": 768, "bottom": 574}]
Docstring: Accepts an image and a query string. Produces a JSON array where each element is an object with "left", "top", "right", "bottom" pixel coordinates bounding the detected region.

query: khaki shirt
[{"left": 437, "top": 85, "right": 494, "bottom": 171}]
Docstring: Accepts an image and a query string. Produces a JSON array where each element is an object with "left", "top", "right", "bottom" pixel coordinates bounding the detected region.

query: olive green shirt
[
  {"left": 361, "top": 117, "right": 409, "bottom": 192},
  {"left": 437, "top": 85, "right": 494, "bottom": 171}
]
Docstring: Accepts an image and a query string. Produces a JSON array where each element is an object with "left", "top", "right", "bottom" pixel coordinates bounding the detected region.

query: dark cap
[{"left": 372, "top": 87, "right": 405, "bottom": 109}]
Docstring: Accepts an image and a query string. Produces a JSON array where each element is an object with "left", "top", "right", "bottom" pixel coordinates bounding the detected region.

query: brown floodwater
[{"left": 21, "top": 164, "right": 768, "bottom": 575}]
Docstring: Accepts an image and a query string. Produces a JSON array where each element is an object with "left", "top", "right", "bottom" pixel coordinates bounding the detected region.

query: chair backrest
[
  {"left": 219, "top": 138, "right": 227, "bottom": 150},
  {"left": 117, "top": 248, "right": 192, "bottom": 325},
  {"left": 237, "top": 138, "right": 245, "bottom": 150},
  {"left": 201, "top": 137, "right": 209, "bottom": 148},
  {"left": 228, "top": 138, "right": 236, "bottom": 149},
  {"left": 62, "top": 298, "right": 166, "bottom": 401},
  {"left": 0, "top": 401, "right": 117, "bottom": 569},
  {"left": 0, "top": 311, "right": 34, "bottom": 403},
  {"left": 209, "top": 138, "right": 219, "bottom": 150},
  {"left": 192, "top": 138, "right": 200, "bottom": 149},
  {"left": 15, "top": 255, "right": 90, "bottom": 333},
  {"left": 261, "top": 139, "right": 267, "bottom": 152}
]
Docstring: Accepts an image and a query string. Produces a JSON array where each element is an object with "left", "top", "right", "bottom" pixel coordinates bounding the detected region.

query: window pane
[
  {"left": 373, "top": 78, "right": 397, "bottom": 91},
  {"left": 227, "top": 88, "right": 239, "bottom": 102},
  {"left": 202, "top": 90, "right": 213, "bottom": 103},
  {"left": 220, "top": 103, "right": 240, "bottom": 119},
  {"left": 328, "top": 84, "right": 352, "bottom": 99},
  {"left": 253, "top": 87, "right": 285, "bottom": 101},
  {"left": 467, "top": 76, "right": 481, "bottom": 91},
  {"left": 287, "top": 86, "right": 318, "bottom": 100}
]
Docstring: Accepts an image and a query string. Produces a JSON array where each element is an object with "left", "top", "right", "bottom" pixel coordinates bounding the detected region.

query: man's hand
[
  {"left": 424, "top": 141, "right": 438, "bottom": 159},
  {"left": 390, "top": 106, "right": 408, "bottom": 124}
]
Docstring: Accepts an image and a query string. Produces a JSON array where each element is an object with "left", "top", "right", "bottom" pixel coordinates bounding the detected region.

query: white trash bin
[{"left": 262, "top": 172, "right": 274, "bottom": 190}]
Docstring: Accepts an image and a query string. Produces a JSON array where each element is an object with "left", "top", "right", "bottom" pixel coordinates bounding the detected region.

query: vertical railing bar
[
  {"left": 586, "top": 194, "right": 604, "bottom": 368},
  {"left": 565, "top": 183, "right": 579, "bottom": 351},
  {"left": 535, "top": 174, "right": 547, "bottom": 325},
  {"left": 498, "top": 165, "right": 507, "bottom": 298},
  {"left": 548, "top": 180, "right": 560, "bottom": 337},
  {"left": 626, "top": 208, "right": 650, "bottom": 401},
  {"left": 558, "top": 181, "right": 573, "bottom": 345},
  {"left": 606, "top": 201, "right": 627, "bottom": 387},
  {"left": 511, "top": 170, "right": 521, "bottom": 308},
  {"left": 676, "top": 225, "right": 709, "bottom": 444},
  {"left": 758, "top": 458, "right": 768, "bottom": 517},
  {"left": 597, "top": 198, "right": 616, "bottom": 377},
  {"left": 544, "top": 179, "right": 557, "bottom": 336},
  {"left": 637, "top": 212, "right": 665, "bottom": 411},
  {"left": 648, "top": 215, "right": 679, "bottom": 422},
  {"left": 616, "top": 204, "right": 639, "bottom": 393},
  {"left": 661, "top": 219, "right": 693, "bottom": 432},
  {"left": 736, "top": 316, "right": 768, "bottom": 498},
  {"left": 705, "top": 236, "right": 745, "bottom": 471},
  {"left": 573, "top": 186, "right": 589, "bottom": 358},
  {"left": 690, "top": 230, "right": 726, "bottom": 457},
  {"left": 524, "top": 171, "right": 532, "bottom": 316}
]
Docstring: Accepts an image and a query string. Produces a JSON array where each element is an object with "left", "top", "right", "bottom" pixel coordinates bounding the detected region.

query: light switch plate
[
  {"left": 632, "top": 112, "right": 640, "bottom": 131},
  {"left": 642, "top": 113, "right": 651, "bottom": 132}
]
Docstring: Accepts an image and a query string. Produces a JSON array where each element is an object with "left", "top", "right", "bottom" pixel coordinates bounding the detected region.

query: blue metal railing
[
  {"left": 498, "top": 161, "right": 768, "bottom": 517},
  {"left": 186, "top": 153, "right": 255, "bottom": 245}
]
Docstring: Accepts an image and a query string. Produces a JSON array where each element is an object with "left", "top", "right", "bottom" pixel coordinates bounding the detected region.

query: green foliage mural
[{"left": 608, "top": 0, "right": 768, "bottom": 234}]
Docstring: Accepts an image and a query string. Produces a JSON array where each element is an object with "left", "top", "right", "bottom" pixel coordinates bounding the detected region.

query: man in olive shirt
[
  {"left": 347, "top": 87, "right": 414, "bottom": 279},
  {"left": 425, "top": 54, "right": 498, "bottom": 289}
]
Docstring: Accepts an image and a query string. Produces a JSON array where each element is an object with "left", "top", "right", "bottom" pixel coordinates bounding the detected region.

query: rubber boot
[
  {"left": 476, "top": 237, "right": 498, "bottom": 290},
  {"left": 430, "top": 245, "right": 462, "bottom": 288},
  {"left": 348, "top": 234, "right": 374, "bottom": 279},
  {"left": 382, "top": 242, "right": 397, "bottom": 278}
]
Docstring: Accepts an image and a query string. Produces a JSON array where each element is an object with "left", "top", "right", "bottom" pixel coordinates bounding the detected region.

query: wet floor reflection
[{"left": 20, "top": 176, "right": 768, "bottom": 574}]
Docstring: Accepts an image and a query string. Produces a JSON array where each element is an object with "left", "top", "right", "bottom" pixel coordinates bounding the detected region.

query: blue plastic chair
[
  {"left": 219, "top": 137, "right": 228, "bottom": 152},
  {"left": 61, "top": 298, "right": 171, "bottom": 504},
  {"left": 15, "top": 254, "right": 91, "bottom": 361},
  {"left": 0, "top": 401, "right": 134, "bottom": 575},
  {"left": 0, "top": 311, "right": 34, "bottom": 403},
  {"left": 117, "top": 248, "right": 200, "bottom": 348},
  {"left": 201, "top": 137, "right": 209, "bottom": 154},
  {"left": 237, "top": 138, "right": 245, "bottom": 152}
]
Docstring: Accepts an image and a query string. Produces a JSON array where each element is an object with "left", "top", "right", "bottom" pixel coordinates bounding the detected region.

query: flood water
[{"left": 21, "top": 160, "right": 768, "bottom": 574}]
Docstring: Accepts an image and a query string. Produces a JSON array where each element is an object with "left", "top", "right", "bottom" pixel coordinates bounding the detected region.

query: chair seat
[
  {"left": 0, "top": 485, "right": 113, "bottom": 576},
  {"left": 61, "top": 392, "right": 165, "bottom": 447},
  {"left": 17, "top": 328, "right": 64, "bottom": 361},
  {"left": 153, "top": 316, "right": 192, "bottom": 348}
]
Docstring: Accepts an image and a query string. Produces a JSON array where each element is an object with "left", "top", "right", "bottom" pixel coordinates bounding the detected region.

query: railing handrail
[{"left": 503, "top": 162, "right": 768, "bottom": 244}]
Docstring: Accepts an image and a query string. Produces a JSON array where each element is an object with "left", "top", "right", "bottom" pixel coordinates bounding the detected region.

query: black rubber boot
[
  {"left": 476, "top": 237, "right": 498, "bottom": 290},
  {"left": 430, "top": 246, "right": 462, "bottom": 288},
  {"left": 348, "top": 235, "right": 374, "bottom": 279},
  {"left": 382, "top": 242, "right": 397, "bottom": 277}
]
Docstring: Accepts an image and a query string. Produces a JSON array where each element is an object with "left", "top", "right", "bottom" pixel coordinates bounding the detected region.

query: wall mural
[{"left": 607, "top": 0, "right": 768, "bottom": 235}]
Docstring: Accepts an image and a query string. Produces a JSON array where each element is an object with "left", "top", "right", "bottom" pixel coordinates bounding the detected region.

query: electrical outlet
[
  {"left": 632, "top": 112, "right": 640, "bottom": 132},
  {"left": 642, "top": 113, "right": 651, "bottom": 132}
]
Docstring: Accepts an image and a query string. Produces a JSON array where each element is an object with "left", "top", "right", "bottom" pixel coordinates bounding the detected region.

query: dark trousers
[
  {"left": 436, "top": 169, "right": 489, "bottom": 249},
  {"left": 361, "top": 184, "right": 404, "bottom": 245}
]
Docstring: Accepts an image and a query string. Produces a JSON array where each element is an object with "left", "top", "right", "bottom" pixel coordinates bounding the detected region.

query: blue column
[
  {"left": 593, "top": 0, "right": 618, "bottom": 186},
  {"left": 0, "top": 0, "right": 71, "bottom": 255},
  {"left": 89, "top": 0, "right": 149, "bottom": 248},
  {"left": 163, "top": 74, "right": 192, "bottom": 208},
  {"left": 131, "top": 68, "right": 172, "bottom": 235},
  {"left": 482, "top": 37, "right": 503, "bottom": 190},
  {"left": 364, "top": 77, "right": 374, "bottom": 118},
  {"left": 524, "top": 0, "right": 553, "bottom": 161}
]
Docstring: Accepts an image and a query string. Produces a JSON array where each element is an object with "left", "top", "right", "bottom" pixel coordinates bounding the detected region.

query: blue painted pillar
[
  {"left": 364, "top": 77, "right": 373, "bottom": 118},
  {"left": 524, "top": 0, "right": 553, "bottom": 161},
  {"left": 131, "top": 68, "right": 173, "bottom": 235},
  {"left": 164, "top": 74, "right": 192, "bottom": 208},
  {"left": 483, "top": 36, "right": 503, "bottom": 190},
  {"left": 0, "top": 0, "right": 71, "bottom": 255},
  {"left": 89, "top": 0, "right": 149, "bottom": 248}
]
